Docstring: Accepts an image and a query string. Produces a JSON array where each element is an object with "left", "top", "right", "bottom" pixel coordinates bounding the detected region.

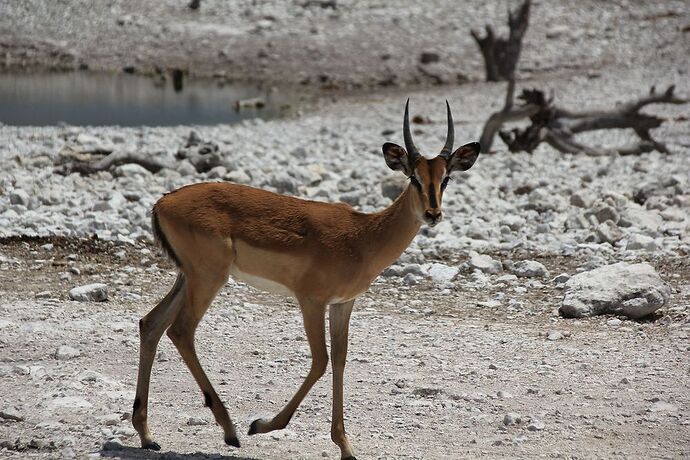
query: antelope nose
[{"left": 424, "top": 210, "right": 442, "bottom": 226}]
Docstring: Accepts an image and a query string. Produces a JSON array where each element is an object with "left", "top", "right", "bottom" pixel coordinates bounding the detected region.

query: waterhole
[{"left": 0, "top": 72, "right": 288, "bottom": 127}]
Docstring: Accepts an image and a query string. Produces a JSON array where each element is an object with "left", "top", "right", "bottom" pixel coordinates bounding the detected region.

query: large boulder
[{"left": 560, "top": 263, "right": 671, "bottom": 319}]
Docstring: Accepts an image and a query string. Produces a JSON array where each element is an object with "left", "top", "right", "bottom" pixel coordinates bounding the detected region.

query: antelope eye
[
  {"left": 441, "top": 176, "right": 451, "bottom": 189},
  {"left": 410, "top": 176, "right": 422, "bottom": 189}
]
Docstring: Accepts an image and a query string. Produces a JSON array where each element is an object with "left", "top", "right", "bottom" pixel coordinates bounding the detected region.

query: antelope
[{"left": 132, "top": 100, "right": 480, "bottom": 459}]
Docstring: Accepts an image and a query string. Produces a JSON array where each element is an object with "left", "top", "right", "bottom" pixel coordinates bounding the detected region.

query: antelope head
[{"left": 382, "top": 100, "right": 481, "bottom": 227}]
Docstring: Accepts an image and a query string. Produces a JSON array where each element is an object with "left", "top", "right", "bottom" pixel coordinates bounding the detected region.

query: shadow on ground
[{"left": 99, "top": 443, "right": 261, "bottom": 460}]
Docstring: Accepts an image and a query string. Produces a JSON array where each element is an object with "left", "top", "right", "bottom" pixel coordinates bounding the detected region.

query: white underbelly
[{"left": 229, "top": 266, "right": 294, "bottom": 297}]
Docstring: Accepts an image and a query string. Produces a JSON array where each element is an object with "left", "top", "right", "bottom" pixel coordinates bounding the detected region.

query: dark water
[{"left": 0, "top": 72, "right": 286, "bottom": 127}]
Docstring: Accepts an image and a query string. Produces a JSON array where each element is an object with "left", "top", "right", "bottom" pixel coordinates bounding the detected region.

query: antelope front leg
[
  {"left": 133, "top": 274, "right": 186, "bottom": 450},
  {"left": 329, "top": 300, "right": 356, "bottom": 460},
  {"left": 248, "top": 304, "right": 328, "bottom": 435}
]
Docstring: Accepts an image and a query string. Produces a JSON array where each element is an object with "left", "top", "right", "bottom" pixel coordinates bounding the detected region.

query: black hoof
[
  {"left": 247, "top": 419, "right": 261, "bottom": 436},
  {"left": 225, "top": 435, "right": 241, "bottom": 448},
  {"left": 142, "top": 441, "right": 161, "bottom": 451},
  {"left": 343, "top": 457, "right": 357, "bottom": 460}
]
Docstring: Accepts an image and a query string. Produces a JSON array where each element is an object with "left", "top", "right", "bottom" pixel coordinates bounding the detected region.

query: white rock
[
  {"left": 503, "top": 413, "right": 522, "bottom": 425},
  {"left": 9, "top": 189, "right": 31, "bottom": 206},
  {"left": 619, "top": 207, "right": 663, "bottom": 231},
  {"left": 77, "top": 370, "right": 103, "bottom": 382},
  {"left": 465, "top": 222, "right": 489, "bottom": 240},
  {"left": 477, "top": 300, "right": 501, "bottom": 308},
  {"left": 468, "top": 251, "right": 502, "bottom": 274},
  {"left": 226, "top": 168, "right": 251, "bottom": 184},
  {"left": 595, "top": 221, "right": 623, "bottom": 244},
  {"left": 99, "top": 414, "right": 121, "bottom": 426},
  {"left": 425, "top": 263, "right": 459, "bottom": 284},
  {"left": 55, "top": 345, "right": 81, "bottom": 360},
  {"left": 76, "top": 133, "right": 112, "bottom": 152},
  {"left": 649, "top": 401, "right": 678, "bottom": 413},
  {"left": 50, "top": 396, "right": 92, "bottom": 410},
  {"left": 207, "top": 165, "right": 227, "bottom": 179},
  {"left": 570, "top": 192, "right": 593, "bottom": 208},
  {"left": 513, "top": 260, "right": 549, "bottom": 278},
  {"left": 113, "top": 163, "right": 152, "bottom": 178},
  {"left": 187, "top": 416, "right": 210, "bottom": 426},
  {"left": 659, "top": 208, "right": 685, "bottom": 222},
  {"left": 626, "top": 234, "right": 658, "bottom": 251},
  {"left": 402, "top": 264, "right": 425, "bottom": 276},
  {"left": 546, "top": 24, "right": 570, "bottom": 39},
  {"left": 594, "top": 205, "right": 620, "bottom": 224},
  {"left": 176, "top": 160, "right": 197, "bottom": 176},
  {"left": 114, "top": 426, "right": 136, "bottom": 437},
  {"left": 68, "top": 283, "right": 108, "bottom": 302},
  {"left": 499, "top": 215, "right": 525, "bottom": 231},
  {"left": 402, "top": 273, "right": 420, "bottom": 285},
  {"left": 496, "top": 274, "right": 518, "bottom": 283},
  {"left": 546, "top": 331, "right": 565, "bottom": 341},
  {"left": 527, "top": 419, "right": 545, "bottom": 431},
  {"left": 560, "top": 263, "right": 671, "bottom": 319}
]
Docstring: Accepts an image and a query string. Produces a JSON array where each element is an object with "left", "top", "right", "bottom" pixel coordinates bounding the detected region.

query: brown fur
[
  {"left": 153, "top": 182, "right": 422, "bottom": 304},
  {"left": 134, "top": 136, "right": 480, "bottom": 459}
]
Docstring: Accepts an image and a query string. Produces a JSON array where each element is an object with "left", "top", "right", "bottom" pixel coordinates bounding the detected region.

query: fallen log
[
  {"left": 56, "top": 149, "right": 172, "bottom": 175},
  {"left": 482, "top": 82, "right": 687, "bottom": 155}
]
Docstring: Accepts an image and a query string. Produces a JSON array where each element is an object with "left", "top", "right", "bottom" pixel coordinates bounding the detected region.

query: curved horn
[
  {"left": 439, "top": 100, "right": 454, "bottom": 159},
  {"left": 403, "top": 99, "right": 421, "bottom": 162}
]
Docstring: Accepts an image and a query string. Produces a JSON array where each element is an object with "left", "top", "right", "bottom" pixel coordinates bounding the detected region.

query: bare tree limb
[
  {"left": 479, "top": 78, "right": 540, "bottom": 152},
  {"left": 471, "top": 0, "right": 530, "bottom": 81},
  {"left": 481, "top": 83, "right": 687, "bottom": 156},
  {"left": 56, "top": 150, "right": 173, "bottom": 175}
]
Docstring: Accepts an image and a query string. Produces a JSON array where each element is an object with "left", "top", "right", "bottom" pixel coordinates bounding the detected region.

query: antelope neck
[{"left": 362, "top": 185, "right": 421, "bottom": 270}]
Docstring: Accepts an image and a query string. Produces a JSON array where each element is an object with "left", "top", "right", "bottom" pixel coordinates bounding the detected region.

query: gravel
[{"left": 0, "top": 2, "right": 688, "bottom": 459}]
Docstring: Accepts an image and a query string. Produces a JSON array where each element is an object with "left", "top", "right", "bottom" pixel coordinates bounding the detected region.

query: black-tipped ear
[
  {"left": 382, "top": 142, "right": 412, "bottom": 176},
  {"left": 447, "top": 142, "right": 480, "bottom": 173}
]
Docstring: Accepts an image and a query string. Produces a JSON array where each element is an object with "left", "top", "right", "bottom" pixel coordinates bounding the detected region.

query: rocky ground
[
  {"left": 1, "top": 1, "right": 690, "bottom": 459},
  {"left": 1, "top": 71, "right": 689, "bottom": 457},
  {"left": 0, "top": 237, "right": 688, "bottom": 460},
  {"left": 2, "top": 0, "right": 689, "bottom": 88}
]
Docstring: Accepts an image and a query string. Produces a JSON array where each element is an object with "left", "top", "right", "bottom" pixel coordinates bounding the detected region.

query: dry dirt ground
[
  {"left": 2, "top": 0, "right": 689, "bottom": 88},
  {"left": 0, "top": 237, "right": 688, "bottom": 459},
  {"left": 1, "top": 3, "right": 690, "bottom": 458}
]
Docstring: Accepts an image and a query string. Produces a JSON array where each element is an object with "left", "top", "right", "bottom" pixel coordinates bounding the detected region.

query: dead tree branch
[
  {"left": 485, "top": 84, "right": 687, "bottom": 155},
  {"left": 54, "top": 131, "right": 228, "bottom": 176},
  {"left": 55, "top": 149, "right": 173, "bottom": 175},
  {"left": 479, "top": 78, "right": 541, "bottom": 152},
  {"left": 471, "top": 0, "right": 530, "bottom": 81}
]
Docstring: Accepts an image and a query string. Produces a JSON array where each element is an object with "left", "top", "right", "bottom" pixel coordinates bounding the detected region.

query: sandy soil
[
  {"left": 2, "top": 1, "right": 689, "bottom": 88},
  {"left": 0, "top": 237, "right": 688, "bottom": 459}
]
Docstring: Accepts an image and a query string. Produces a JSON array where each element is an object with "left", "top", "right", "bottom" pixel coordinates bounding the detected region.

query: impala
[{"left": 132, "top": 100, "right": 480, "bottom": 459}]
